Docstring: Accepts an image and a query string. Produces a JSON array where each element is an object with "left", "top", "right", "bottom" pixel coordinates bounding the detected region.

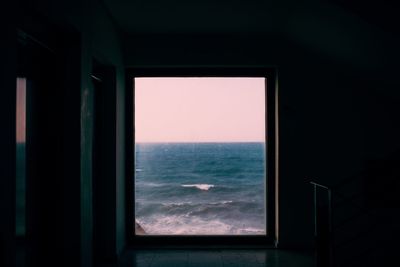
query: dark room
[{"left": 1, "top": 0, "right": 400, "bottom": 266}]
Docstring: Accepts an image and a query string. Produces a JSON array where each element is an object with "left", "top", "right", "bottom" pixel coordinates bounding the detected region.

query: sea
[{"left": 135, "top": 142, "right": 266, "bottom": 235}]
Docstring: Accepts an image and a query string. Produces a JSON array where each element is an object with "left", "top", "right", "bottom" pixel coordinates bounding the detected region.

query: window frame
[{"left": 125, "top": 67, "right": 277, "bottom": 247}]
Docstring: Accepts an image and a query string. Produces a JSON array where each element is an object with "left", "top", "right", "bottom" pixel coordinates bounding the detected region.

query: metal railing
[
  {"left": 311, "top": 181, "right": 333, "bottom": 267},
  {"left": 311, "top": 175, "right": 400, "bottom": 267}
]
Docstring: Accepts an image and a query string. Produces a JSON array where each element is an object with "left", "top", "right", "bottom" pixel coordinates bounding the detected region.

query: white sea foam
[
  {"left": 161, "top": 200, "right": 232, "bottom": 207},
  {"left": 239, "top": 227, "right": 266, "bottom": 234},
  {"left": 136, "top": 215, "right": 265, "bottom": 235},
  {"left": 181, "top": 184, "right": 215, "bottom": 191},
  {"left": 210, "top": 200, "right": 233, "bottom": 205},
  {"left": 162, "top": 201, "right": 193, "bottom": 207}
]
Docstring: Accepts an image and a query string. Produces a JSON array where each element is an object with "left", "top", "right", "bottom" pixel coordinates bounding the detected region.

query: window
[
  {"left": 16, "top": 77, "right": 26, "bottom": 237},
  {"left": 128, "top": 69, "right": 276, "bottom": 243}
]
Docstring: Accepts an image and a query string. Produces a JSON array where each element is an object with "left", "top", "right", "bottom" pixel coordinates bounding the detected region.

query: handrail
[
  {"left": 311, "top": 178, "right": 398, "bottom": 267},
  {"left": 310, "top": 181, "right": 367, "bottom": 217},
  {"left": 310, "top": 180, "right": 374, "bottom": 227},
  {"left": 310, "top": 181, "right": 331, "bottom": 190}
]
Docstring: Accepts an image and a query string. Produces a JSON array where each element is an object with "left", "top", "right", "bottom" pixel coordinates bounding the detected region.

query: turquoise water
[{"left": 135, "top": 142, "right": 266, "bottom": 235}]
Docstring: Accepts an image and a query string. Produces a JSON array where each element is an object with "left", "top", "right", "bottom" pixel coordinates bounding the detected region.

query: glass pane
[
  {"left": 134, "top": 78, "right": 266, "bottom": 235},
  {"left": 16, "top": 77, "right": 26, "bottom": 237}
]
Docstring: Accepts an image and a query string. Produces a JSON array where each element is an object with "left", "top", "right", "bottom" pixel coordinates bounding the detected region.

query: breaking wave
[
  {"left": 136, "top": 215, "right": 265, "bottom": 235},
  {"left": 181, "top": 184, "right": 215, "bottom": 191}
]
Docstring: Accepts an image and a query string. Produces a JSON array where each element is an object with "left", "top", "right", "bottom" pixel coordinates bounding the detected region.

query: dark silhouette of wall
[
  {"left": 0, "top": 1, "right": 126, "bottom": 267},
  {"left": 0, "top": 3, "right": 17, "bottom": 266}
]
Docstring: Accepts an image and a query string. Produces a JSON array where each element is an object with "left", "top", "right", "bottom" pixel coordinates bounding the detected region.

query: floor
[
  {"left": 16, "top": 241, "right": 314, "bottom": 267},
  {"left": 115, "top": 249, "right": 315, "bottom": 267}
]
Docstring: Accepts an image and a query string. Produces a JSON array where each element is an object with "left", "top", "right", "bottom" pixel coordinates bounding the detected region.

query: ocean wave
[
  {"left": 161, "top": 201, "right": 193, "bottom": 207},
  {"left": 181, "top": 184, "right": 214, "bottom": 191},
  {"left": 161, "top": 200, "right": 232, "bottom": 208},
  {"left": 136, "top": 215, "right": 265, "bottom": 235},
  {"left": 136, "top": 200, "right": 264, "bottom": 221},
  {"left": 210, "top": 200, "right": 233, "bottom": 205}
]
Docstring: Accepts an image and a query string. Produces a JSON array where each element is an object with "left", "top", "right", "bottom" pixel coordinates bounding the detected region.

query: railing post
[
  {"left": 328, "top": 189, "right": 333, "bottom": 267},
  {"left": 311, "top": 181, "right": 333, "bottom": 267},
  {"left": 314, "top": 183, "right": 317, "bottom": 236}
]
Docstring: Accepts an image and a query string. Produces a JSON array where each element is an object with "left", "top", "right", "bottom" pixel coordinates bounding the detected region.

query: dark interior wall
[
  {"left": 123, "top": 2, "right": 400, "bottom": 249},
  {"left": 1, "top": 1, "right": 398, "bottom": 265},
  {"left": 0, "top": 3, "right": 17, "bottom": 266},
  {"left": 16, "top": 0, "right": 126, "bottom": 265},
  {"left": 90, "top": 3, "right": 126, "bottom": 256}
]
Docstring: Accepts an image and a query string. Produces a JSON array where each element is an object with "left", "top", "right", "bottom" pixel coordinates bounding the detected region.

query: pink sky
[
  {"left": 135, "top": 77, "right": 266, "bottom": 143},
  {"left": 16, "top": 78, "right": 26, "bottom": 143}
]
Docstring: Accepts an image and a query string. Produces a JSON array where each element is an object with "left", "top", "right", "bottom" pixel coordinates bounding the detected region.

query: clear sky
[
  {"left": 16, "top": 78, "right": 26, "bottom": 143},
  {"left": 135, "top": 77, "right": 266, "bottom": 143}
]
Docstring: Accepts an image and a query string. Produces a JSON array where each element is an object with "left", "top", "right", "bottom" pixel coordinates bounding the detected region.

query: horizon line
[{"left": 135, "top": 140, "right": 266, "bottom": 144}]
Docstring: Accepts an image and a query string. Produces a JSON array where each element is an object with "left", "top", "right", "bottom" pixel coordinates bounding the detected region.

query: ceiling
[
  {"left": 102, "top": 0, "right": 282, "bottom": 34},
  {"left": 102, "top": 0, "right": 400, "bottom": 36}
]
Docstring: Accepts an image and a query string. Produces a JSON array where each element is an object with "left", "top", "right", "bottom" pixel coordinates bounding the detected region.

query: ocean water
[
  {"left": 135, "top": 142, "right": 266, "bottom": 235},
  {"left": 16, "top": 143, "right": 26, "bottom": 236}
]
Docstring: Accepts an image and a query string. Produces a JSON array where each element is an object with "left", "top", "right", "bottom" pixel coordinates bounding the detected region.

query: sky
[
  {"left": 135, "top": 77, "right": 266, "bottom": 143},
  {"left": 16, "top": 78, "right": 26, "bottom": 143}
]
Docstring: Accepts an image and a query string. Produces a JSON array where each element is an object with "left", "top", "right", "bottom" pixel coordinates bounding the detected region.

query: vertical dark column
[
  {"left": 314, "top": 186, "right": 333, "bottom": 267},
  {"left": 0, "top": 20, "right": 17, "bottom": 267},
  {"left": 92, "top": 63, "right": 117, "bottom": 263},
  {"left": 116, "top": 67, "right": 126, "bottom": 256},
  {"left": 125, "top": 76, "right": 134, "bottom": 245},
  {"left": 25, "top": 41, "right": 62, "bottom": 267},
  {"left": 59, "top": 32, "right": 82, "bottom": 267},
  {"left": 19, "top": 26, "right": 82, "bottom": 267},
  {"left": 266, "top": 72, "right": 277, "bottom": 244},
  {"left": 92, "top": 69, "right": 104, "bottom": 264}
]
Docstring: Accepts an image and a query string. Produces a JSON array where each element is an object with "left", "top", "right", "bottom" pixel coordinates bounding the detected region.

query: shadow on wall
[
  {"left": 331, "top": 149, "right": 400, "bottom": 267},
  {"left": 364, "top": 151, "right": 400, "bottom": 208}
]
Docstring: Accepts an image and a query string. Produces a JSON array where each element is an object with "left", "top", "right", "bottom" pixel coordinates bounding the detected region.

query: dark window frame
[{"left": 125, "top": 67, "right": 277, "bottom": 247}]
